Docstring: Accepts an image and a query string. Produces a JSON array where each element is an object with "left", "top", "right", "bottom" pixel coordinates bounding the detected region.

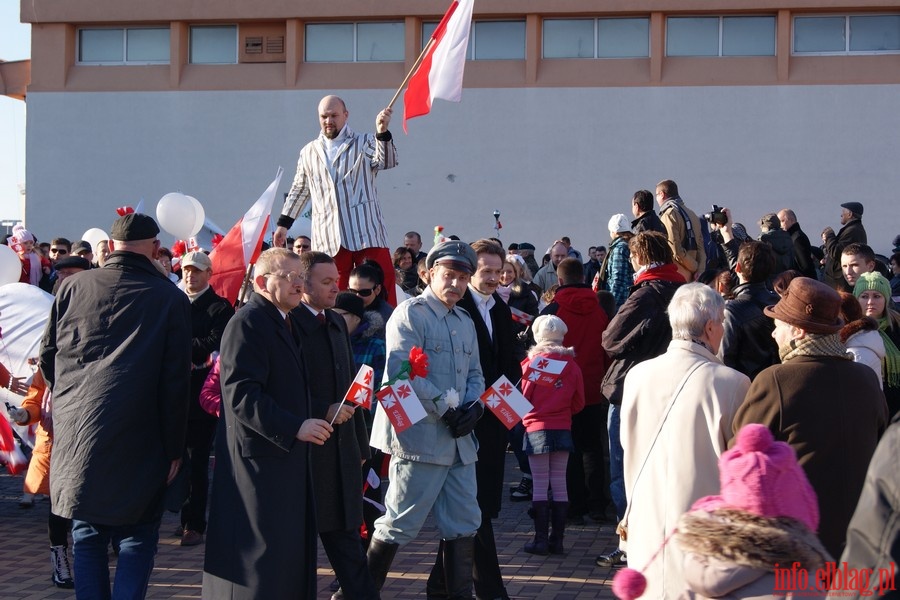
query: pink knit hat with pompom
[{"left": 690, "top": 423, "right": 819, "bottom": 532}]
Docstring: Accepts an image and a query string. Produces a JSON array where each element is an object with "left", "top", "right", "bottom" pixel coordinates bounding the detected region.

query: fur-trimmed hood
[
  {"left": 840, "top": 317, "right": 879, "bottom": 344},
  {"left": 676, "top": 509, "right": 832, "bottom": 571},
  {"left": 355, "top": 309, "right": 385, "bottom": 340},
  {"left": 527, "top": 342, "right": 575, "bottom": 360}
]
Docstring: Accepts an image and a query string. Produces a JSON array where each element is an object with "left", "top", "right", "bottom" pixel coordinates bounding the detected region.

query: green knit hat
[{"left": 853, "top": 271, "right": 891, "bottom": 305}]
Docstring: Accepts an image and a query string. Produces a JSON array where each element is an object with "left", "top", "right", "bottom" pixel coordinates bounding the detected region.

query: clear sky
[{"left": 0, "top": 2, "right": 30, "bottom": 223}]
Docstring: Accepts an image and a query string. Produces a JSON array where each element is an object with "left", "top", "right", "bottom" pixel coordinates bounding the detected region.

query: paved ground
[{"left": 0, "top": 453, "right": 620, "bottom": 599}]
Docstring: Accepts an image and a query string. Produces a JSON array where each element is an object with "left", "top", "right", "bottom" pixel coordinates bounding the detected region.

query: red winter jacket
[{"left": 521, "top": 345, "right": 585, "bottom": 432}]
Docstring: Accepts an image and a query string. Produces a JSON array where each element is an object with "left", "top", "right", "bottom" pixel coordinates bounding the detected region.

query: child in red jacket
[{"left": 520, "top": 315, "right": 585, "bottom": 555}]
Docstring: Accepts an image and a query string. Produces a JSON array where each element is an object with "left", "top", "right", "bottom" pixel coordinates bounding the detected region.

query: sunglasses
[
  {"left": 50, "top": 248, "right": 68, "bottom": 255},
  {"left": 348, "top": 287, "right": 375, "bottom": 297}
]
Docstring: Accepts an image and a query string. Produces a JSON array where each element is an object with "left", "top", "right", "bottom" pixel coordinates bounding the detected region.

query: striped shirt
[{"left": 281, "top": 126, "right": 398, "bottom": 256}]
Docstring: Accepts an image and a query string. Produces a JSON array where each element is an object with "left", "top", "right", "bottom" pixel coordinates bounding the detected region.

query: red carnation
[{"left": 408, "top": 346, "right": 429, "bottom": 380}]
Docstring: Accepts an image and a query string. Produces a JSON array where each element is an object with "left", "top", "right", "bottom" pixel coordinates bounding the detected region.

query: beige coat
[{"left": 621, "top": 340, "right": 750, "bottom": 600}]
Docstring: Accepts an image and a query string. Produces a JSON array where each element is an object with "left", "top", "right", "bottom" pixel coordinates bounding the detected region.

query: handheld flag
[
  {"left": 480, "top": 375, "right": 533, "bottom": 429},
  {"left": 376, "top": 381, "right": 426, "bottom": 433},
  {"left": 344, "top": 365, "right": 375, "bottom": 410},
  {"left": 402, "top": 0, "right": 475, "bottom": 132},
  {"left": 509, "top": 306, "right": 534, "bottom": 326},
  {"left": 523, "top": 355, "right": 568, "bottom": 387}
]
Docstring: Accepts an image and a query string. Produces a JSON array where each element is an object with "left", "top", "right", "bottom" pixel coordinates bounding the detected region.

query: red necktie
[{"left": 316, "top": 312, "right": 326, "bottom": 325}]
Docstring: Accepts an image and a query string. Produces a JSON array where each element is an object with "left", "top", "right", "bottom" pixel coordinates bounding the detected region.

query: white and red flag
[
  {"left": 343, "top": 365, "right": 375, "bottom": 410},
  {"left": 376, "top": 381, "right": 427, "bottom": 433},
  {"left": 509, "top": 306, "right": 534, "bottom": 326},
  {"left": 402, "top": 0, "right": 475, "bottom": 132},
  {"left": 480, "top": 375, "right": 533, "bottom": 429},
  {"left": 523, "top": 355, "right": 568, "bottom": 387},
  {"left": 209, "top": 167, "right": 284, "bottom": 304}
]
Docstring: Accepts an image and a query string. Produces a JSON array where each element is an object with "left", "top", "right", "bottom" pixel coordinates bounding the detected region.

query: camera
[{"left": 703, "top": 205, "right": 728, "bottom": 226}]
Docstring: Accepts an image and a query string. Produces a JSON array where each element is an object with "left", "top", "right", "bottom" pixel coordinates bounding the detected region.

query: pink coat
[
  {"left": 199, "top": 356, "right": 222, "bottom": 417},
  {"left": 520, "top": 344, "right": 584, "bottom": 433}
]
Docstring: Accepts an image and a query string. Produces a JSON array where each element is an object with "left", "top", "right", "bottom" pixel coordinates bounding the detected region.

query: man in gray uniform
[{"left": 366, "top": 241, "right": 486, "bottom": 599}]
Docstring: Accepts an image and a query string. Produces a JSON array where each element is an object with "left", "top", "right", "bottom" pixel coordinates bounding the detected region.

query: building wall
[{"left": 25, "top": 85, "right": 899, "bottom": 254}]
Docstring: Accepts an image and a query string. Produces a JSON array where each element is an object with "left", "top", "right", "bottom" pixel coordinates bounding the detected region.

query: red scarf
[{"left": 633, "top": 263, "right": 686, "bottom": 286}]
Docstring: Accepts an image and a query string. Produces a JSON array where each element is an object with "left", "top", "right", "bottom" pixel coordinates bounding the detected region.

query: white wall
[{"left": 26, "top": 85, "right": 900, "bottom": 256}]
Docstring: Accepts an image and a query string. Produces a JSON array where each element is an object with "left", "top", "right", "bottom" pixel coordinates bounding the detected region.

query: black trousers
[
  {"left": 180, "top": 417, "right": 217, "bottom": 533},
  {"left": 320, "top": 528, "right": 379, "bottom": 600},
  {"left": 566, "top": 403, "right": 611, "bottom": 516}
]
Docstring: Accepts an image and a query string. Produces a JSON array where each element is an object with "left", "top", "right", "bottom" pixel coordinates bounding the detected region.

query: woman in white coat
[{"left": 619, "top": 283, "right": 751, "bottom": 600}]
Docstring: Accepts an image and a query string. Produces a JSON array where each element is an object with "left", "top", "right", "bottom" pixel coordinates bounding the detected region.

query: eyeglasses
[
  {"left": 348, "top": 287, "right": 375, "bottom": 297},
  {"left": 50, "top": 248, "right": 68, "bottom": 255},
  {"left": 263, "top": 272, "right": 304, "bottom": 285}
]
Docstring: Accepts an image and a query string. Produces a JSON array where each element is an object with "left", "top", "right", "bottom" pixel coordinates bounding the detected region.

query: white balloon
[
  {"left": 156, "top": 192, "right": 196, "bottom": 240},
  {"left": 81, "top": 228, "right": 110, "bottom": 253},
  {"left": 185, "top": 195, "right": 205, "bottom": 237},
  {"left": 0, "top": 245, "right": 21, "bottom": 285}
]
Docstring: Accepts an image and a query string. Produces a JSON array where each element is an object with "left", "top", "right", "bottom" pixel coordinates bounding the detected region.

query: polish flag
[
  {"left": 376, "top": 381, "right": 427, "bottom": 433},
  {"left": 343, "top": 365, "right": 375, "bottom": 410},
  {"left": 480, "top": 375, "right": 533, "bottom": 429},
  {"left": 0, "top": 416, "right": 27, "bottom": 475},
  {"left": 402, "top": 0, "right": 475, "bottom": 132},
  {"left": 523, "top": 355, "right": 568, "bottom": 387},
  {"left": 509, "top": 306, "right": 534, "bottom": 326},
  {"left": 209, "top": 168, "right": 283, "bottom": 305}
]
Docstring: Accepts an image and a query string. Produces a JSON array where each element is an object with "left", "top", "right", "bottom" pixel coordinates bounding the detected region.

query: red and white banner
[
  {"left": 509, "top": 306, "right": 534, "bottom": 326},
  {"left": 402, "top": 0, "right": 475, "bottom": 132},
  {"left": 343, "top": 365, "right": 375, "bottom": 410},
  {"left": 209, "top": 167, "right": 283, "bottom": 304},
  {"left": 376, "top": 381, "right": 426, "bottom": 433},
  {"left": 523, "top": 355, "right": 568, "bottom": 387},
  {"left": 480, "top": 375, "right": 532, "bottom": 429}
]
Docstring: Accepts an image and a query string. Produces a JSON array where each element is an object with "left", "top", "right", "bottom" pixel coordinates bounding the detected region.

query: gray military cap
[{"left": 426, "top": 241, "right": 478, "bottom": 275}]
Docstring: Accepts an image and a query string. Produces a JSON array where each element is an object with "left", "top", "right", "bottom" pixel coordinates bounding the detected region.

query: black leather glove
[
  {"left": 450, "top": 401, "right": 484, "bottom": 438},
  {"left": 441, "top": 407, "right": 461, "bottom": 433}
]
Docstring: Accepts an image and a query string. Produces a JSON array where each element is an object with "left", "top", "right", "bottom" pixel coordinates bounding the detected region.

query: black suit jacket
[
  {"left": 292, "top": 305, "right": 370, "bottom": 533},
  {"left": 458, "top": 289, "right": 521, "bottom": 517}
]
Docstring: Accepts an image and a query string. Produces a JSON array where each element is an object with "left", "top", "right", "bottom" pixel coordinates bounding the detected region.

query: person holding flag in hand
[{"left": 353, "top": 240, "right": 485, "bottom": 600}]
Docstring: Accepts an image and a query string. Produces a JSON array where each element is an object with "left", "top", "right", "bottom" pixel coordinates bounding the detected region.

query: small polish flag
[
  {"left": 523, "top": 355, "right": 568, "bottom": 387},
  {"left": 480, "top": 375, "right": 533, "bottom": 429},
  {"left": 509, "top": 306, "right": 534, "bottom": 326},
  {"left": 343, "top": 365, "right": 375, "bottom": 410},
  {"left": 376, "top": 381, "right": 426, "bottom": 433}
]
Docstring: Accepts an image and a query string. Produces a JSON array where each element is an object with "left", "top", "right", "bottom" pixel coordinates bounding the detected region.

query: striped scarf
[
  {"left": 779, "top": 332, "right": 850, "bottom": 364},
  {"left": 877, "top": 317, "right": 900, "bottom": 388}
]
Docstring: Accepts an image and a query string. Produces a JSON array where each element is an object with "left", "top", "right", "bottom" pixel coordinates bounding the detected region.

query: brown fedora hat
[{"left": 763, "top": 277, "right": 843, "bottom": 334}]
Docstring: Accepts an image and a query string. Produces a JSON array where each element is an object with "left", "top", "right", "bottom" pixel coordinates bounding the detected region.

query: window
[
  {"left": 190, "top": 25, "right": 238, "bottom": 64},
  {"left": 543, "top": 18, "right": 650, "bottom": 58},
  {"left": 78, "top": 28, "right": 170, "bottom": 64},
  {"left": 667, "top": 16, "right": 776, "bottom": 56},
  {"left": 305, "top": 22, "right": 404, "bottom": 62},
  {"left": 794, "top": 15, "right": 900, "bottom": 54},
  {"left": 423, "top": 20, "right": 525, "bottom": 60}
]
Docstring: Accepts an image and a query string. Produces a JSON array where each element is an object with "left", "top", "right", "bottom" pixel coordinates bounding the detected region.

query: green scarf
[
  {"left": 779, "top": 332, "right": 850, "bottom": 364},
  {"left": 877, "top": 317, "right": 900, "bottom": 388}
]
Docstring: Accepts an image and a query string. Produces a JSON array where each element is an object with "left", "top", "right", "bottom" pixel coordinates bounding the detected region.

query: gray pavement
[{"left": 0, "top": 453, "right": 619, "bottom": 598}]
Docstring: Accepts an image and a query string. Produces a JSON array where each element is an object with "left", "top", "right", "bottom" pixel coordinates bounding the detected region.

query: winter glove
[
  {"left": 8, "top": 407, "right": 28, "bottom": 425},
  {"left": 441, "top": 407, "right": 461, "bottom": 433},
  {"left": 450, "top": 401, "right": 483, "bottom": 438}
]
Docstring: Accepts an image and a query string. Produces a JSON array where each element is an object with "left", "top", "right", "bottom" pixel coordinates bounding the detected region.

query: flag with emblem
[
  {"left": 376, "top": 381, "right": 427, "bottom": 433},
  {"left": 523, "top": 355, "right": 568, "bottom": 387},
  {"left": 343, "top": 365, "right": 375, "bottom": 410},
  {"left": 509, "top": 306, "right": 534, "bottom": 326},
  {"left": 480, "top": 375, "right": 532, "bottom": 429}
]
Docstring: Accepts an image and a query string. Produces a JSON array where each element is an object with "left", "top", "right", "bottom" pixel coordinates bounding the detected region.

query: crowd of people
[{"left": 2, "top": 92, "right": 899, "bottom": 600}]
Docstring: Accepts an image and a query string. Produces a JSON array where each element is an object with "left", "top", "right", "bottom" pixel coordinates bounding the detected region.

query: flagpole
[
  {"left": 328, "top": 399, "right": 347, "bottom": 427},
  {"left": 387, "top": 36, "right": 437, "bottom": 110},
  {"left": 236, "top": 263, "right": 254, "bottom": 307}
]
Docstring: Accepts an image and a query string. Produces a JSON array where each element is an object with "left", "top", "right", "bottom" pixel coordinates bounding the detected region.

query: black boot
[
  {"left": 548, "top": 501, "right": 569, "bottom": 554},
  {"left": 443, "top": 536, "right": 475, "bottom": 599},
  {"left": 367, "top": 538, "right": 399, "bottom": 591},
  {"left": 426, "top": 539, "right": 448, "bottom": 599},
  {"left": 524, "top": 501, "right": 550, "bottom": 555}
]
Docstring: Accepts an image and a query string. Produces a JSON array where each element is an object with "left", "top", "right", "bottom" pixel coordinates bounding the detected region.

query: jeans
[
  {"left": 71, "top": 518, "right": 161, "bottom": 600},
  {"left": 608, "top": 404, "right": 626, "bottom": 521}
]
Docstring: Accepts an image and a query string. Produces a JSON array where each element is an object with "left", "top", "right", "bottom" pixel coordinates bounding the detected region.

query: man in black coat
[
  {"left": 822, "top": 201, "right": 868, "bottom": 291},
  {"left": 41, "top": 214, "right": 192, "bottom": 598},
  {"left": 777, "top": 209, "right": 818, "bottom": 279},
  {"left": 203, "top": 248, "right": 333, "bottom": 599},
  {"left": 293, "top": 251, "right": 375, "bottom": 600},
  {"left": 426, "top": 239, "right": 521, "bottom": 600},
  {"left": 178, "top": 251, "right": 234, "bottom": 546}
]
